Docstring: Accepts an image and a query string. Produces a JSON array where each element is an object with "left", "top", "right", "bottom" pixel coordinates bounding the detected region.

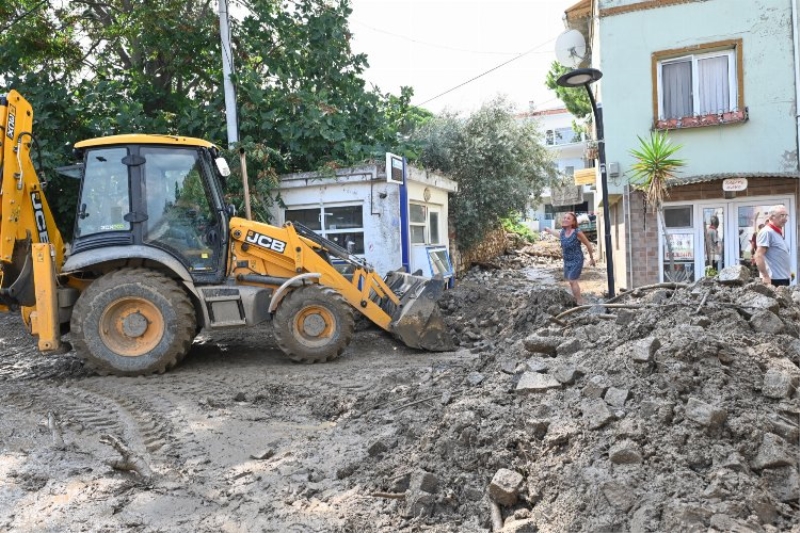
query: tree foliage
[
  {"left": 412, "top": 98, "right": 555, "bottom": 250},
  {"left": 628, "top": 130, "right": 687, "bottom": 280},
  {"left": 544, "top": 61, "right": 592, "bottom": 119},
  {"left": 1, "top": 0, "right": 426, "bottom": 230},
  {"left": 628, "top": 131, "right": 685, "bottom": 211}
]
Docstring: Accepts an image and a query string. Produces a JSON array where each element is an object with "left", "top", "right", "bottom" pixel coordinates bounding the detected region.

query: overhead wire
[
  {"left": 351, "top": 18, "right": 523, "bottom": 56},
  {"left": 413, "top": 36, "right": 558, "bottom": 108}
]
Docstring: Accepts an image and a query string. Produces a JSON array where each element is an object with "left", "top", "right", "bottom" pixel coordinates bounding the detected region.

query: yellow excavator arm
[{"left": 0, "top": 90, "right": 66, "bottom": 350}]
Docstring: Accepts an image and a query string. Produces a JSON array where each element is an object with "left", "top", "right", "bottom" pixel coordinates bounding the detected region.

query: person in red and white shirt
[{"left": 754, "top": 205, "right": 791, "bottom": 286}]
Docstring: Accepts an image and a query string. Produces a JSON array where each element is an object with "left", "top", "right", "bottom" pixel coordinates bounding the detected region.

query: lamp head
[{"left": 556, "top": 67, "right": 603, "bottom": 88}]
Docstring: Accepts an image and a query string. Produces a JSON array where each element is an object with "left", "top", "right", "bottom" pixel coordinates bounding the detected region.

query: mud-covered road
[
  {"left": 2, "top": 254, "right": 798, "bottom": 533},
  {"left": 0, "top": 305, "right": 487, "bottom": 532}
]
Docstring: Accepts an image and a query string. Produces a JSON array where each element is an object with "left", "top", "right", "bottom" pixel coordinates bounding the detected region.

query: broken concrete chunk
[
  {"left": 409, "top": 470, "right": 439, "bottom": 493},
  {"left": 631, "top": 337, "right": 660, "bottom": 363},
  {"left": 751, "top": 433, "right": 796, "bottom": 470},
  {"left": 515, "top": 372, "right": 561, "bottom": 393},
  {"left": 601, "top": 481, "right": 636, "bottom": 511},
  {"left": 557, "top": 338, "right": 581, "bottom": 356},
  {"left": 462, "top": 486, "right": 484, "bottom": 501},
  {"left": 608, "top": 439, "right": 643, "bottom": 465},
  {"left": 522, "top": 335, "right": 560, "bottom": 355},
  {"left": 640, "top": 400, "right": 675, "bottom": 423},
  {"left": 708, "top": 513, "right": 766, "bottom": 533},
  {"left": 499, "top": 359, "right": 518, "bottom": 374},
  {"left": 760, "top": 466, "right": 800, "bottom": 502},
  {"left": 552, "top": 364, "right": 579, "bottom": 385},
  {"left": 367, "top": 439, "right": 390, "bottom": 457},
  {"left": 737, "top": 292, "right": 780, "bottom": 313},
  {"left": 768, "top": 416, "right": 800, "bottom": 443},
  {"left": 465, "top": 372, "right": 485, "bottom": 386},
  {"left": 762, "top": 368, "right": 798, "bottom": 399},
  {"left": 604, "top": 387, "right": 630, "bottom": 408},
  {"left": 250, "top": 448, "right": 276, "bottom": 460},
  {"left": 525, "top": 357, "right": 550, "bottom": 373},
  {"left": 582, "top": 374, "right": 611, "bottom": 398},
  {"left": 544, "top": 420, "right": 579, "bottom": 446},
  {"left": 615, "top": 418, "right": 644, "bottom": 439},
  {"left": 661, "top": 502, "right": 713, "bottom": 532},
  {"left": 615, "top": 309, "right": 636, "bottom": 326},
  {"left": 527, "top": 418, "right": 550, "bottom": 439},
  {"left": 583, "top": 400, "right": 615, "bottom": 430},
  {"left": 748, "top": 309, "right": 784, "bottom": 335},
  {"left": 402, "top": 491, "right": 434, "bottom": 518},
  {"left": 718, "top": 264, "right": 751, "bottom": 285},
  {"left": 685, "top": 397, "right": 727, "bottom": 429},
  {"left": 501, "top": 519, "right": 537, "bottom": 533},
  {"left": 488, "top": 468, "right": 524, "bottom": 506},
  {"left": 400, "top": 470, "right": 438, "bottom": 517},
  {"left": 389, "top": 472, "right": 411, "bottom": 492}
]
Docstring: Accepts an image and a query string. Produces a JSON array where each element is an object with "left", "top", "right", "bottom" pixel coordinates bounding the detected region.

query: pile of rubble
[{"left": 342, "top": 262, "right": 800, "bottom": 532}]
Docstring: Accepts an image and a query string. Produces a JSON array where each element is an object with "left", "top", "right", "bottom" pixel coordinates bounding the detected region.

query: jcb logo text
[
  {"left": 6, "top": 104, "right": 16, "bottom": 140},
  {"left": 245, "top": 231, "right": 286, "bottom": 253},
  {"left": 31, "top": 192, "right": 50, "bottom": 243}
]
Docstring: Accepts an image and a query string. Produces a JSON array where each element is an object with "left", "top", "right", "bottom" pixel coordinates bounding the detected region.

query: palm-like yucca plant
[{"left": 628, "top": 131, "right": 687, "bottom": 281}]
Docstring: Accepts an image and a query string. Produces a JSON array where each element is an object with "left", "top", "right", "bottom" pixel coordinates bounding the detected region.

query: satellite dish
[{"left": 555, "top": 29, "right": 587, "bottom": 68}]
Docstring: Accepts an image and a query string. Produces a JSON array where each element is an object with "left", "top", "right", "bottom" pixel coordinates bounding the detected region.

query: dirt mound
[
  {"left": 0, "top": 257, "right": 797, "bottom": 533},
  {"left": 338, "top": 264, "right": 800, "bottom": 532}
]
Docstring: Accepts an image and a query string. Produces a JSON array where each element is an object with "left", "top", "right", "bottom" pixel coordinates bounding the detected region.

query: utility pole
[
  {"left": 218, "top": 0, "right": 251, "bottom": 219},
  {"left": 218, "top": 0, "right": 238, "bottom": 147}
]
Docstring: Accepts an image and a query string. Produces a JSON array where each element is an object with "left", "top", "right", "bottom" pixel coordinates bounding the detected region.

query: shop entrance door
[
  {"left": 661, "top": 197, "right": 795, "bottom": 283},
  {"left": 701, "top": 206, "right": 725, "bottom": 276}
]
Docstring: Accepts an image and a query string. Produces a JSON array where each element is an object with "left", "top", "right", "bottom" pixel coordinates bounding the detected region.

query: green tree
[
  {"left": 628, "top": 130, "right": 687, "bottom": 281},
  {"left": 413, "top": 97, "right": 555, "bottom": 250},
  {"left": 544, "top": 61, "right": 592, "bottom": 119},
  {"left": 1, "top": 0, "right": 423, "bottom": 230},
  {"left": 234, "top": 0, "right": 423, "bottom": 173}
]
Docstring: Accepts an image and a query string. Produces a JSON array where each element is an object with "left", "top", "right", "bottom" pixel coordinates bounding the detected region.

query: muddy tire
[
  {"left": 70, "top": 268, "right": 196, "bottom": 376},
  {"left": 273, "top": 285, "right": 355, "bottom": 363}
]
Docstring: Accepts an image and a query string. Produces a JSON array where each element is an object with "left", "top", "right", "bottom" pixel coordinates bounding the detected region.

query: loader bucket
[{"left": 383, "top": 272, "right": 454, "bottom": 352}]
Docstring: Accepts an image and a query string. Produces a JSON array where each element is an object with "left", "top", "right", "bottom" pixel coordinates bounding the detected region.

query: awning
[{"left": 666, "top": 172, "right": 800, "bottom": 188}]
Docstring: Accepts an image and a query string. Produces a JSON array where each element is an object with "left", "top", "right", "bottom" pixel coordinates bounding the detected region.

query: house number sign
[{"left": 722, "top": 178, "right": 748, "bottom": 192}]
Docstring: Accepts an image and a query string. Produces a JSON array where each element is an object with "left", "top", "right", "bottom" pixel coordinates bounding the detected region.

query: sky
[{"left": 347, "top": 0, "right": 578, "bottom": 115}]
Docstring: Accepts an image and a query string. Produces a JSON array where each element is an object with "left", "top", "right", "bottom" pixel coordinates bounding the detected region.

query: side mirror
[
  {"left": 215, "top": 157, "right": 231, "bottom": 177},
  {"left": 225, "top": 203, "right": 238, "bottom": 218}
]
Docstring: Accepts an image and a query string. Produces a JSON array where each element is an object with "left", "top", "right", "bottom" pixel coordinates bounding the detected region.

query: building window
[
  {"left": 410, "top": 203, "right": 427, "bottom": 244},
  {"left": 663, "top": 206, "right": 692, "bottom": 228},
  {"left": 409, "top": 203, "right": 441, "bottom": 245},
  {"left": 285, "top": 204, "right": 365, "bottom": 254},
  {"left": 545, "top": 127, "right": 583, "bottom": 146},
  {"left": 429, "top": 211, "right": 440, "bottom": 244},
  {"left": 653, "top": 40, "right": 744, "bottom": 128}
]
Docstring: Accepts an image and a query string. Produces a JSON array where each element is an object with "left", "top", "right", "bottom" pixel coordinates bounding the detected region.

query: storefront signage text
[{"left": 722, "top": 178, "right": 748, "bottom": 192}]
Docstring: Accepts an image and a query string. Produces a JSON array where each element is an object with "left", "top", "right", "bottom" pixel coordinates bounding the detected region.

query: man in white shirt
[{"left": 754, "top": 205, "right": 791, "bottom": 286}]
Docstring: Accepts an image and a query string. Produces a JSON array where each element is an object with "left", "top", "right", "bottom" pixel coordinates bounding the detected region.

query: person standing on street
[
  {"left": 754, "top": 205, "right": 792, "bottom": 286},
  {"left": 705, "top": 215, "right": 721, "bottom": 271},
  {"left": 543, "top": 212, "right": 595, "bottom": 304}
]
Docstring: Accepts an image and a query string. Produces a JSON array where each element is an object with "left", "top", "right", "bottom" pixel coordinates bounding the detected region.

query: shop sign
[
  {"left": 722, "top": 178, "right": 747, "bottom": 192},
  {"left": 574, "top": 168, "right": 596, "bottom": 186},
  {"left": 666, "top": 232, "right": 694, "bottom": 260}
]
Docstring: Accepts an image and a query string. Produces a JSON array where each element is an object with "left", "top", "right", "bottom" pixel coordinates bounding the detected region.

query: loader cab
[{"left": 71, "top": 135, "right": 229, "bottom": 283}]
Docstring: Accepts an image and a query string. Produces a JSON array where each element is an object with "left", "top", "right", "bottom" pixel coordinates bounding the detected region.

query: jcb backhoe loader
[{"left": 0, "top": 90, "right": 452, "bottom": 376}]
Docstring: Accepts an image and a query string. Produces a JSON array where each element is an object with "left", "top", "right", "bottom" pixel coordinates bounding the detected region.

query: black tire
[
  {"left": 70, "top": 268, "right": 196, "bottom": 376},
  {"left": 273, "top": 285, "right": 355, "bottom": 363}
]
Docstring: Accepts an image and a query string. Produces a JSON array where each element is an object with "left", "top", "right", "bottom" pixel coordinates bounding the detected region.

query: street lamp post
[{"left": 556, "top": 67, "right": 615, "bottom": 298}]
